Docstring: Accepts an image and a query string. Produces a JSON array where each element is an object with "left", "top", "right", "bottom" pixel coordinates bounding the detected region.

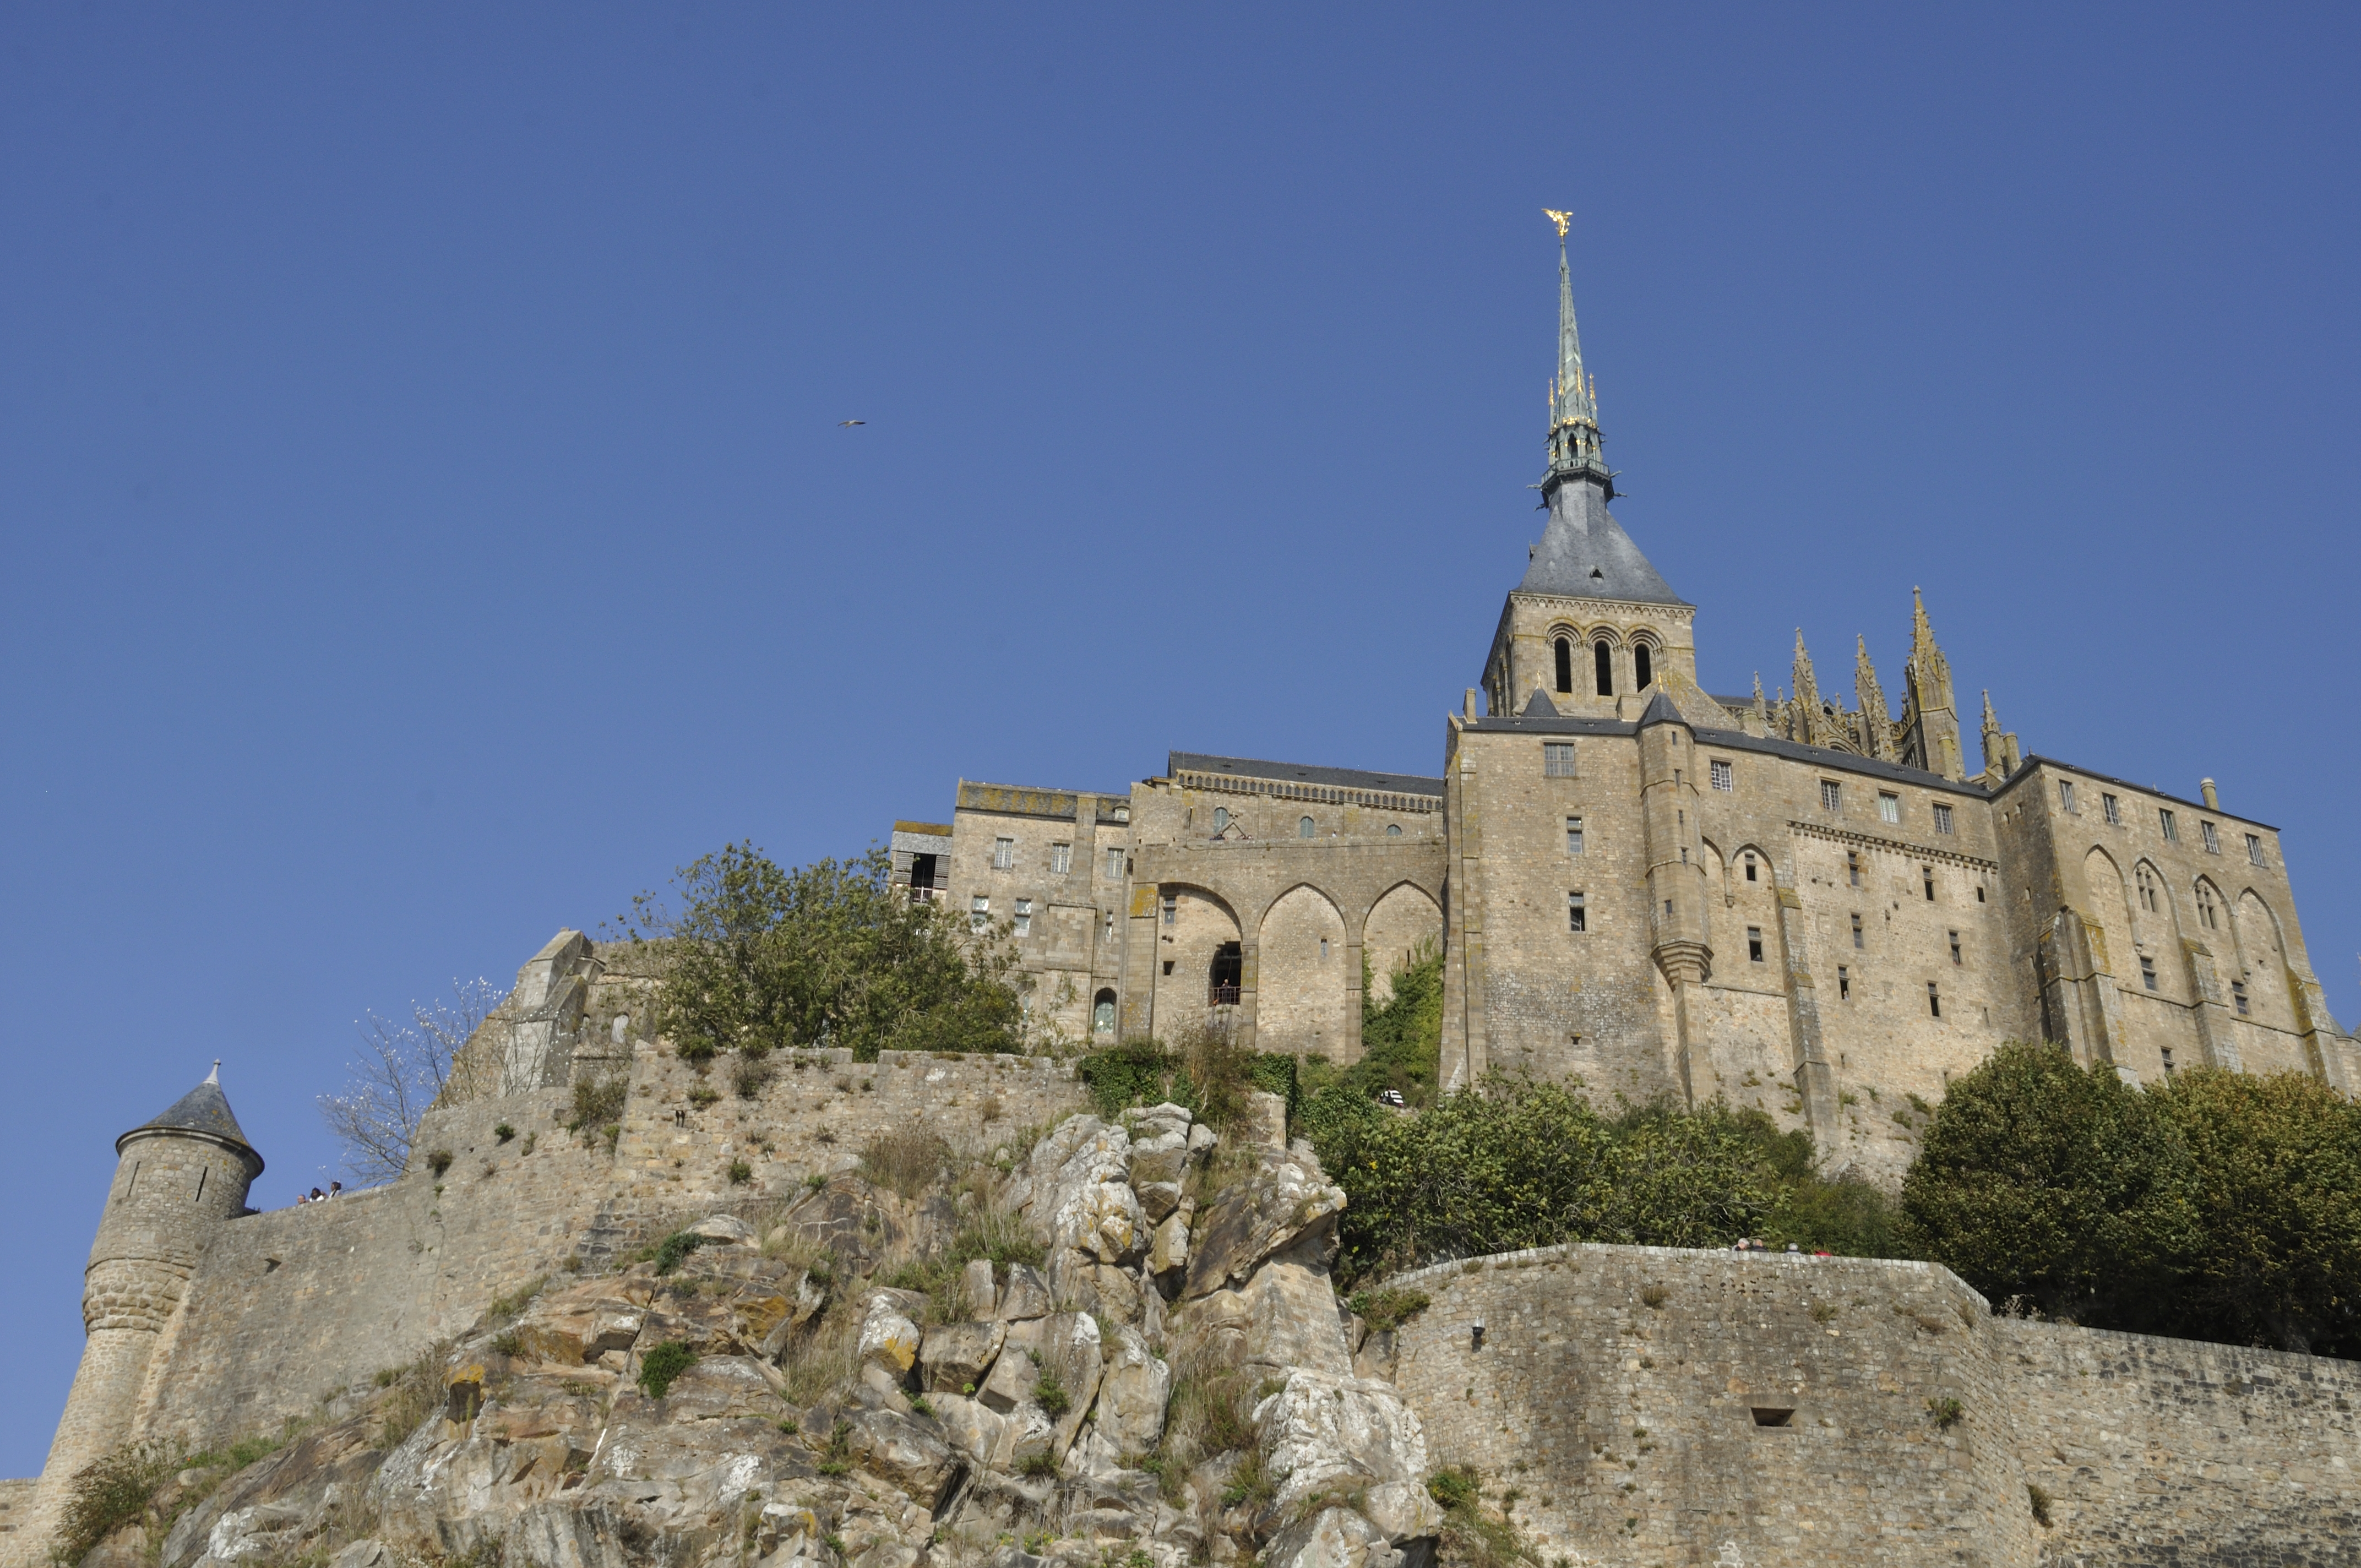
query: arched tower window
[
  {"left": 1092, "top": 989, "right": 1117, "bottom": 1035},
  {"left": 1593, "top": 639, "right": 1614, "bottom": 696},
  {"left": 1634, "top": 643, "right": 1654, "bottom": 689},
  {"left": 1298, "top": 816, "right": 1315, "bottom": 839},
  {"left": 1554, "top": 636, "right": 1573, "bottom": 694}
]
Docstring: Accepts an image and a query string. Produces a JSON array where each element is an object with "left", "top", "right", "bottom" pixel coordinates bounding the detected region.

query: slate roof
[
  {"left": 1516, "top": 477, "right": 1687, "bottom": 607},
  {"left": 1167, "top": 752, "right": 1444, "bottom": 799},
  {"left": 121, "top": 1068, "right": 261, "bottom": 1163}
]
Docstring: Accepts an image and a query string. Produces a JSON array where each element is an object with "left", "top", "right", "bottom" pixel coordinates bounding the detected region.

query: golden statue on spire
[{"left": 1543, "top": 208, "right": 1571, "bottom": 238}]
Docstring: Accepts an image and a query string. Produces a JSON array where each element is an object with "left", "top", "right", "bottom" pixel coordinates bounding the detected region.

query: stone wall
[
  {"left": 130, "top": 1046, "right": 1087, "bottom": 1455},
  {"left": 1998, "top": 1318, "right": 2361, "bottom": 1566},
  {"left": 1380, "top": 1243, "right": 2039, "bottom": 1566}
]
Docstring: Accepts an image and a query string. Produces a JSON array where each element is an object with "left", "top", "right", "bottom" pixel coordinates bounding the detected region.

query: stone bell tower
[{"left": 19, "top": 1066, "right": 263, "bottom": 1563}]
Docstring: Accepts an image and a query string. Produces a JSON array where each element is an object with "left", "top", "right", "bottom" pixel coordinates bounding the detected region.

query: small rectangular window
[
  {"left": 2140, "top": 956, "right": 2158, "bottom": 992},
  {"left": 1543, "top": 742, "right": 1576, "bottom": 777},
  {"left": 2246, "top": 833, "right": 2265, "bottom": 866},
  {"left": 1837, "top": 965, "right": 1850, "bottom": 1000},
  {"left": 1820, "top": 779, "right": 1842, "bottom": 812},
  {"left": 1014, "top": 899, "right": 1032, "bottom": 937},
  {"left": 1711, "top": 759, "right": 1733, "bottom": 792},
  {"left": 992, "top": 836, "right": 1016, "bottom": 870},
  {"left": 1932, "top": 802, "right": 1954, "bottom": 835},
  {"left": 2161, "top": 1047, "right": 2176, "bottom": 1074},
  {"left": 1161, "top": 894, "right": 1177, "bottom": 927},
  {"left": 1320, "top": 938, "right": 1330, "bottom": 960},
  {"left": 1051, "top": 842, "right": 1072, "bottom": 875},
  {"left": 1107, "top": 846, "right": 1125, "bottom": 880},
  {"left": 2159, "top": 808, "right": 2178, "bottom": 841},
  {"left": 1922, "top": 867, "right": 1936, "bottom": 901},
  {"left": 1747, "top": 927, "right": 1764, "bottom": 963},
  {"left": 2200, "top": 820, "right": 2219, "bottom": 854},
  {"left": 970, "top": 895, "right": 990, "bottom": 932},
  {"left": 1878, "top": 792, "right": 1900, "bottom": 825},
  {"left": 1566, "top": 891, "right": 1587, "bottom": 933},
  {"left": 1949, "top": 930, "right": 1962, "bottom": 966},
  {"left": 1743, "top": 852, "right": 1758, "bottom": 883},
  {"left": 2102, "top": 793, "right": 2121, "bottom": 825},
  {"left": 1565, "top": 816, "right": 1585, "bottom": 855},
  {"left": 1103, "top": 910, "right": 1114, "bottom": 943},
  {"left": 1846, "top": 851, "right": 1861, "bottom": 888},
  {"left": 1851, "top": 913, "right": 1864, "bottom": 949},
  {"left": 2059, "top": 780, "right": 2077, "bottom": 813},
  {"left": 2233, "top": 981, "right": 2249, "bottom": 1016},
  {"left": 1928, "top": 982, "right": 1941, "bottom": 1018}
]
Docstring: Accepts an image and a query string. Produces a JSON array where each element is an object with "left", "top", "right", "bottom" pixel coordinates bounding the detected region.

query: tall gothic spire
[
  {"left": 1541, "top": 210, "right": 1613, "bottom": 501},
  {"left": 1854, "top": 636, "right": 1894, "bottom": 760},
  {"left": 1791, "top": 630, "right": 1824, "bottom": 746}
]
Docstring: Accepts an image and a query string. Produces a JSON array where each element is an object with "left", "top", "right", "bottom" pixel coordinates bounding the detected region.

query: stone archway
[
  {"left": 1257, "top": 885, "right": 1351, "bottom": 1060},
  {"left": 1364, "top": 883, "right": 1443, "bottom": 1007}
]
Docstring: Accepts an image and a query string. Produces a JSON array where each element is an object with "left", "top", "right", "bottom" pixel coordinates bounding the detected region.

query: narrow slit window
[
  {"left": 2140, "top": 956, "right": 2159, "bottom": 992},
  {"left": 2059, "top": 780, "right": 2077, "bottom": 813},
  {"left": 1747, "top": 927, "right": 1764, "bottom": 963},
  {"left": 1949, "top": 930, "right": 1962, "bottom": 965},
  {"left": 2233, "top": 981, "right": 2249, "bottom": 1016},
  {"left": 1837, "top": 965, "right": 1850, "bottom": 1000},
  {"left": 1567, "top": 891, "right": 1587, "bottom": 933},
  {"left": 2161, "top": 1047, "right": 2176, "bottom": 1075},
  {"left": 1161, "top": 894, "right": 1176, "bottom": 927},
  {"left": 971, "top": 895, "right": 991, "bottom": 932},
  {"left": 1922, "top": 867, "right": 1936, "bottom": 901},
  {"left": 195, "top": 1167, "right": 208, "bottom": 1202},
  {"left": 1634, "top": 643, "right": 1654, "bottom": 688},
  {"left": 1594, "top": 639, "right": 1614, "bottom": 696},
  {"left": 1846, "top": 851, "right": 1861, "bottom": 888},
  {"left": 1566, "top": 816, "right": 1585, "bottom": 855},
  {"left": 1851, "top": 913, "right": 1864, "bottom": 950},
  {"left": 1014, "top": 899, "right": 1032, "bottom": 937},
  {"left": 1554, "top": 636, "right": 1573, "bottom": 694},
  {"left": 1928, "top": 982, "right": 1942, "bottom": 1019},
  {"left": 1743, "top": 852, "right": 1757, "bottom": 883}
]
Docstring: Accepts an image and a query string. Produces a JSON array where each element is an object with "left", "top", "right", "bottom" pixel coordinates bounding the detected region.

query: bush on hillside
[
  {"left": 1077, "top": 1029, "right": 1296, "bottom": 1131},
  {"left": 617, "top": 842, "right": 1029, "bottom": 1061}
]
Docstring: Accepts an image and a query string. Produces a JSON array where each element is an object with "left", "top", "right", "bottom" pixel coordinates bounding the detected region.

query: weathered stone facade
[{"left": 892, "top": 233, "right": 2357, "bottom": 1181}]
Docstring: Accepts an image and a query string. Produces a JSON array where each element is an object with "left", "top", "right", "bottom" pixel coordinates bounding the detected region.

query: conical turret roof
[
  {"left": 118, "top": 1061, "right": 263, "bottom": 1170},
  {"left": 1517, "top": 479, "right": 1687, "bottom": 606}
]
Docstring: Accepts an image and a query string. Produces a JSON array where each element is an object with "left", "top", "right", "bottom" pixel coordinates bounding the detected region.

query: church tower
[
  {"left": 1481, "top": 214, "right": 1706, "bottom": 723},
  {"left": 24, "top": 1068, "right": 263, "bottom": 1557}
]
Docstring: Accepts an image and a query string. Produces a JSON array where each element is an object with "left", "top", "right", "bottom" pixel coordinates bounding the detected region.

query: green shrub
[
  {"left": 617, "top": 842, "right": 1030, "bottom": 1062},
  {"left": 1018, "top": 1450, "right": 1060, "bottom": 1478},
  {"left": 426, "top": 1148, "right": 454, "bottom": 1178},
  {"left": 487, "top": 1276, "right": 546, "bottom": 1321},
  {"left": 493, "top": 1122, "right": 516, "bottom": 1143},
  {"left": 1347, "top": 1287, "right": 1432, "bottom": 1333},
  {"left": 728, "top": 1159, "right": 753, "bottom": 1186},
  {"left": 1032, "top": 1369, "right": 1071, "bottom": 1418},
  {"left": 857, "top": 1129, "right": 954, "bottom": 1199},
  {"left": 1925, "top": 1396, "right": 1963, "bottom": 1430},
  {"left": 56, "top": 1441, "right": 181, "bottom": 1562},
  {"left": 637, "top": 1341, "right": 697, "bottom": 1398},
  {"left": 567, "top": 1074, "right": 627, "bottom": 1135},
  {"left": 651, "top": 1231, "right": 711, "bottom": 1276},
  {"left": 1077, "top": 1032, "right": 1295, "bottom": 1131}
]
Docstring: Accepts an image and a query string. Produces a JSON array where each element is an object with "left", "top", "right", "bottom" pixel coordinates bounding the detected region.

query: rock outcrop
[{"left": 68, "top": 1099, "right": 1437, "bottom": 1568}]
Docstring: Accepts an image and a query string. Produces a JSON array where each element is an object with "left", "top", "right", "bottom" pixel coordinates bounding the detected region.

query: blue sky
[{"left": 3, "top": 5, "right": 2356, "bottom": 1469}]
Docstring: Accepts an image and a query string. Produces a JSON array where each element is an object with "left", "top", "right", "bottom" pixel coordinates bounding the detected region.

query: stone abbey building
[{"left": 895, "top": 228, "right": 2357, "bottom": 1175}]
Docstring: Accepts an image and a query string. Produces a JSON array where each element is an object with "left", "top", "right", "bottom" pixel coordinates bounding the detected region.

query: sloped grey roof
[
  {"left": 1518, "top": 478, "right": 1687, "bottom": 607},
  {"left": 1520, "top": 689, "right": 1561, "bottom": 717},
  {"left": 1168, "top": 752, "right": 1444, "bottom": 799},
  {"left": 121, "top": 1071, "right": 260, "bottom": 1163},
  {"left": 1636, "top": 689, "right": 1683, "bottom": 728}
]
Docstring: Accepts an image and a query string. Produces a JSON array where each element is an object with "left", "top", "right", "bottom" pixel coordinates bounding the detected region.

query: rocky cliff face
[{"left": 81, "top": 1099, "right": 1435, "bottom": 1568}]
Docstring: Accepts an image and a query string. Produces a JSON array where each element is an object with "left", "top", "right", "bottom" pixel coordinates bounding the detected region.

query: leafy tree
[
  {"left": 2148, "top": 1068, "right": 2361, "bottom": 1356},
  {"left": 1307, "top": 1075, "right": 1777, "bottom": 1286},
  {"left": 1351, "top": 939, "right": 1444, "bottom": 1107},
  {"left": 1730, "top": 1108, "right": 1906, "bottom": 1257},
  {"left": 619, "top": 842, "right": 1027, "bottom": 1062},
  {"left": 1901, "top": 1042, "right": 2197, "bottom": 1324}
]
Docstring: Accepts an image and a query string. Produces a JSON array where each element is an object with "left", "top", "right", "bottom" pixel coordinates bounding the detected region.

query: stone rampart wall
[
  {"left": 1998, "top": 1319, "right": 2361, "bottom": 1566},
  {"left": 133, "top": 1050, "right": 1088, "bottom": 1453}
]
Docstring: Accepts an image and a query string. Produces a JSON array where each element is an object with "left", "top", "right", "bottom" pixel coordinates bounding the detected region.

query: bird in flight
[{"left": 838, "top": 419, "right": 866, "bottom": 427}]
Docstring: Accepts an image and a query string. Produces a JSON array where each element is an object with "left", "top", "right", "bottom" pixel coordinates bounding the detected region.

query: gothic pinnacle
[{"left": 1540, "top": 210, "right": 1611, "bottom": 499}]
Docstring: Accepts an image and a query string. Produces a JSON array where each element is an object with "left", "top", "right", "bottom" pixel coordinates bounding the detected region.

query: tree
[
  {"left": 1901, "top": 1042, "right": 2197, "bottom": 1324},
  {"left": 620, "top": 841, "right": 1029, "bottom": 1061},
  {"left": 319, "top": 977, "right": 507, "bottom": 1184},
  {"left": 2149, "top": 1068, "right": 2361, "bottom": 1355}
]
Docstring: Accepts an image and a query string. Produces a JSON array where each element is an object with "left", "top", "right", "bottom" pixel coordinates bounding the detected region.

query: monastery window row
[{"left": 2067, "top": 774, "right": 2264, "bottom": 869}]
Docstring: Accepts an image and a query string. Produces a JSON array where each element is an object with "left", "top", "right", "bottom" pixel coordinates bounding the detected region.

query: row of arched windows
[{"left": 1553, "top": 633, "right": 1655, "bottom": 696}]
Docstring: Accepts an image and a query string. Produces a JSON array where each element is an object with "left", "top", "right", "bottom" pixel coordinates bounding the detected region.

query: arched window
[
  {"left": 1386, "top": 823, "right": 1402, "bottom": 837},
  {"left": 1092, "top": 989, "right": 1117, "bottom": 1035},
  {"left": 1298, "top": 816, "right": 1315, "bottom": 839},
  {"left": 2195, "top": 883, "right": 2218, "bottom": 930},
  {"left": 2136, "top": 865, "right": 2159, "bottom": 913},
  {"left": 1634, "top": 643, "right": 1654, "bottom": 689},
  {"left": 1211, "top": 807, "right": 1229, "bottom": 832},
  {"left": 1553, "top": 636, "right": 1573, "bottom": 694},
  {"left": 1593, "top": 639, "right": 1613, "bottom": 696}
]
